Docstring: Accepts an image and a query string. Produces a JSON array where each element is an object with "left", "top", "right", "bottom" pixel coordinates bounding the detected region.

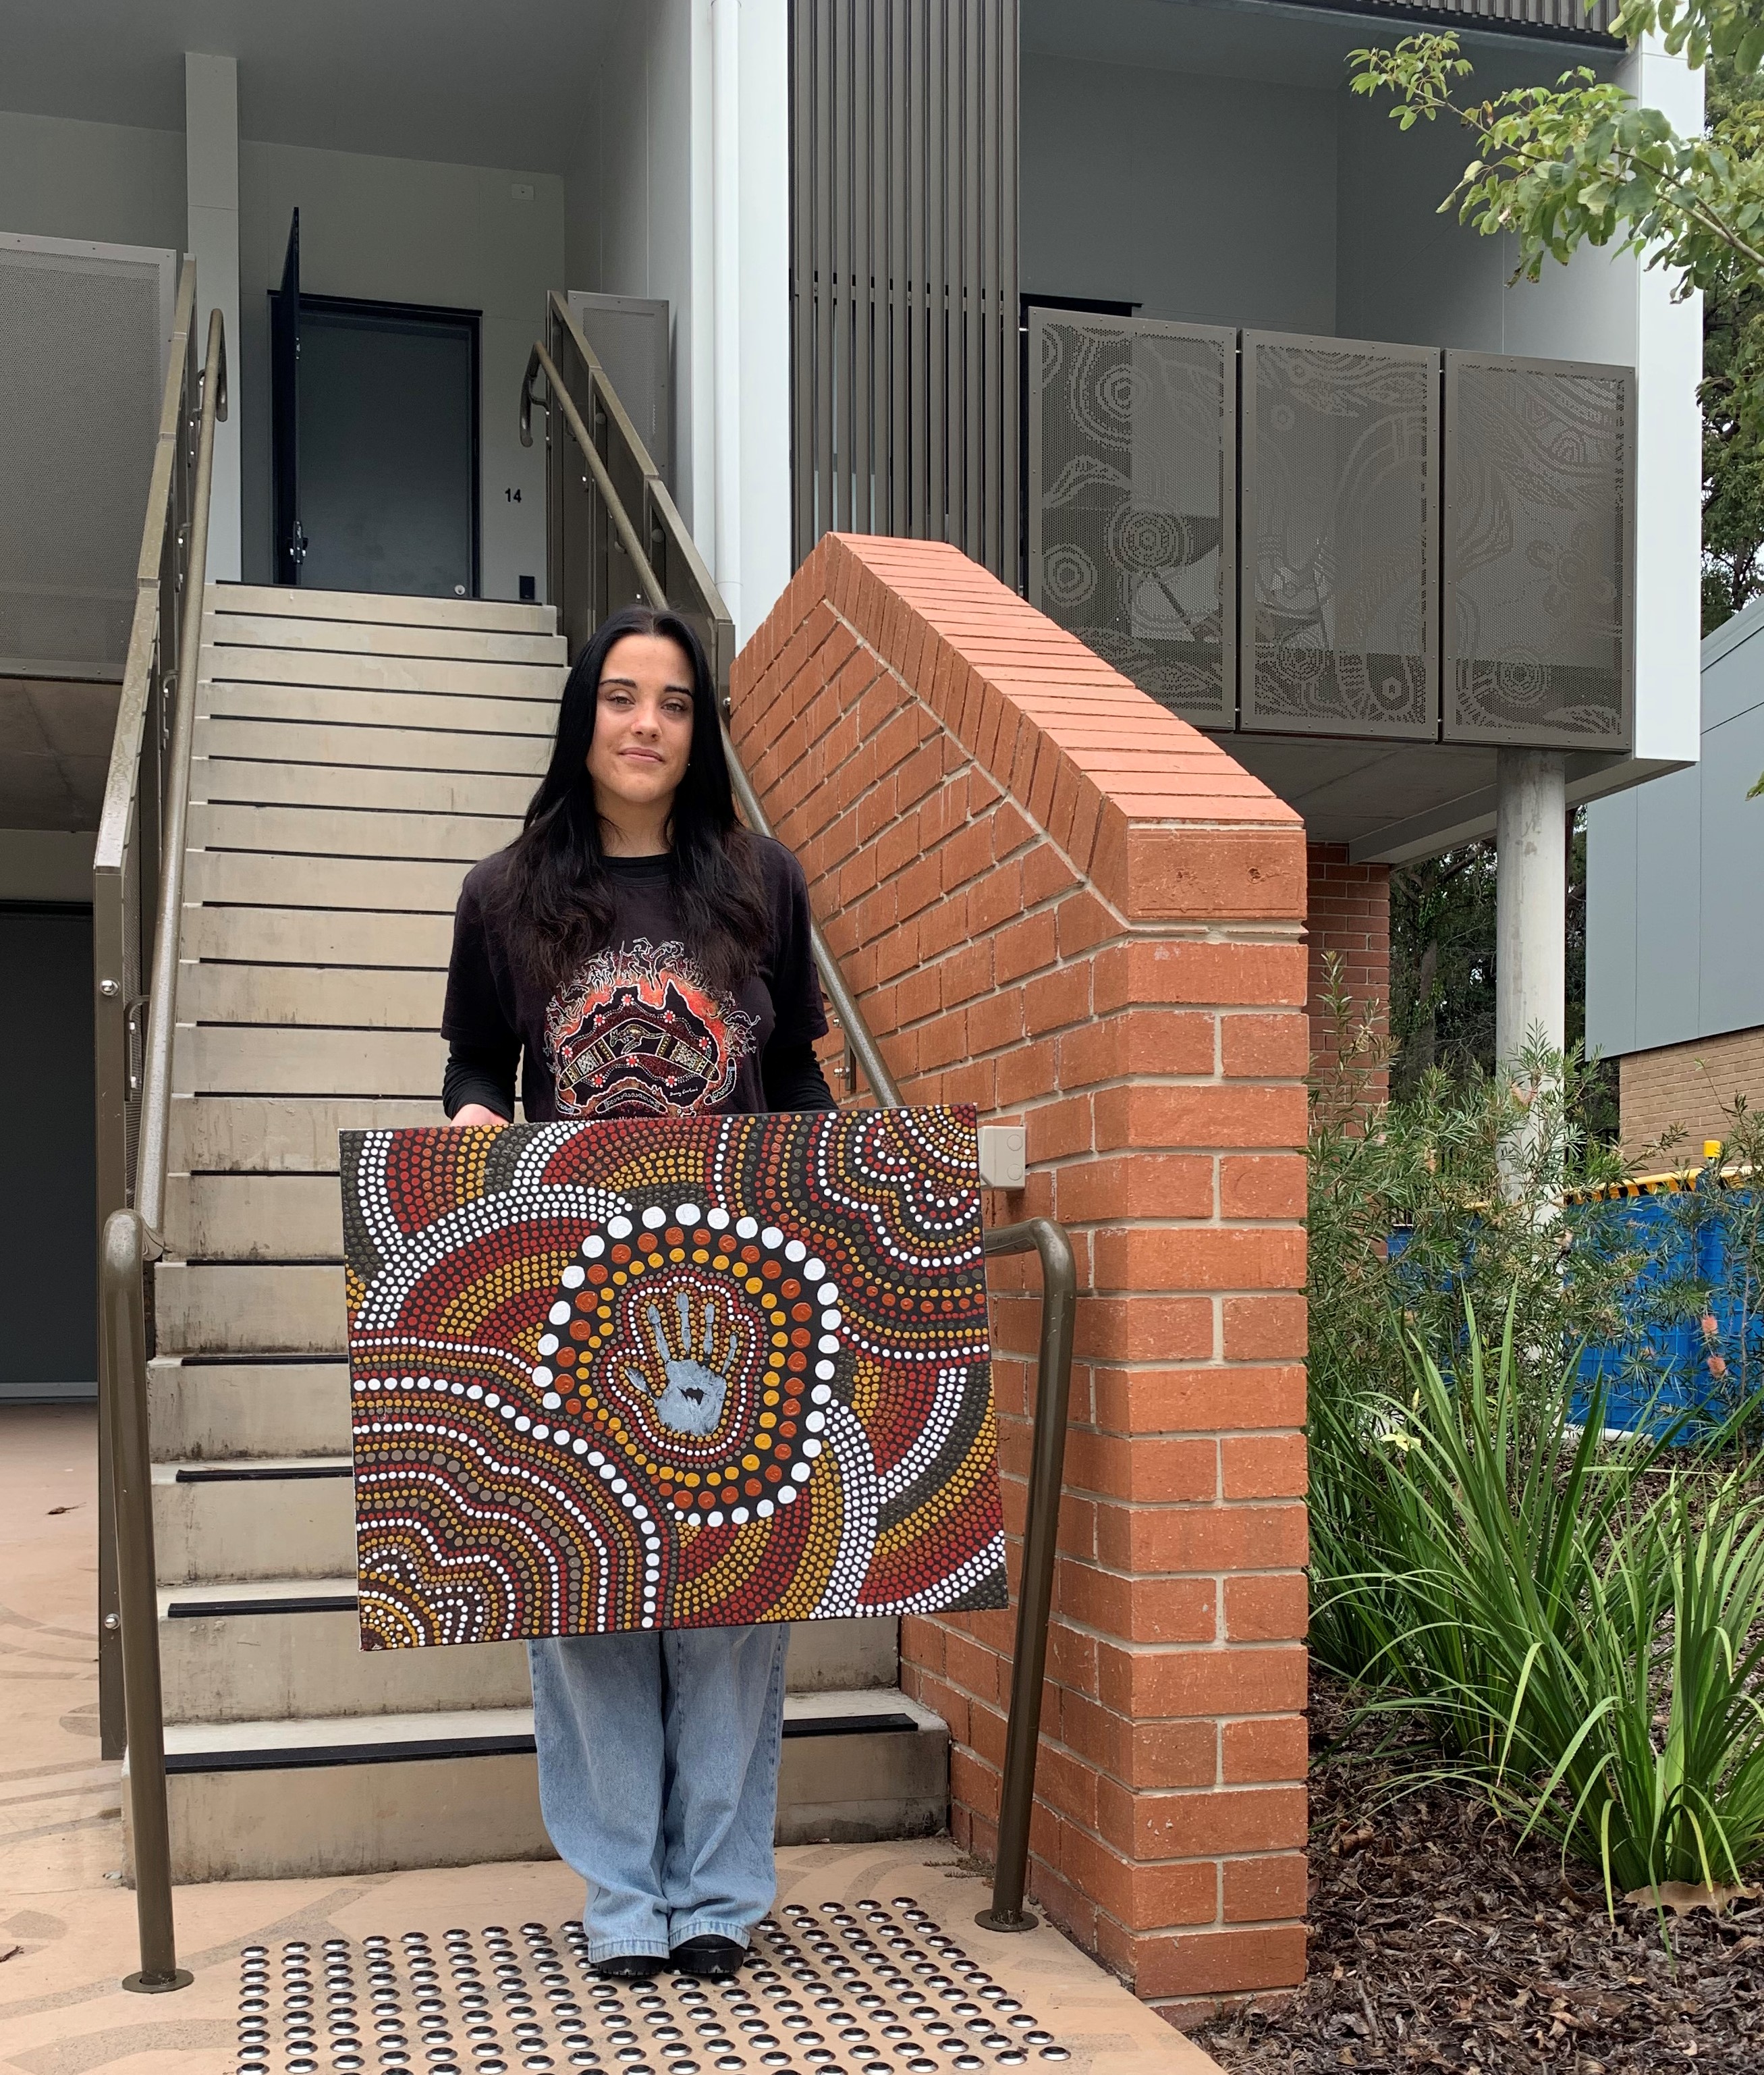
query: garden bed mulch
[{"left": 1191, "top": 1675, "right": 1764, "bottom": 2073}]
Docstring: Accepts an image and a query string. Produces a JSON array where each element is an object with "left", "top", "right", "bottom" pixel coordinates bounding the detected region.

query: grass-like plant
[{"left": 1317, "top": 1297, "right": 1764, "bottom": 1903}]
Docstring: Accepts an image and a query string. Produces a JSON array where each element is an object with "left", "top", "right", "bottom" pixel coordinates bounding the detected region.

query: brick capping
[{"left": 733, "top": 533, "right": 1311, "bottom": 2020}]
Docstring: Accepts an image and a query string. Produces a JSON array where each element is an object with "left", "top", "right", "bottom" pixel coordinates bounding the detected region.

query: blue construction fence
[{"left": 1389, "top": 1172, "right": 1762, "bottom": 1438}]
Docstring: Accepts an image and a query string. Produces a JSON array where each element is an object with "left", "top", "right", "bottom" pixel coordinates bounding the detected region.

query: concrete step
[
  {"left": 194, "top": 755, "right": 536, "bottom": 818},
  {"left": 159, "top": 1578, "right": 530, "bottom": 1723},
  {"left": 182, "top": 906, "right": 455, "bottom": 969},
  {"left": 193, "top": 713, "right": 552, "bottom": 780},
  {"left": 203, "top": 639, "right": 568, "bottom": 705},
  {"left": 201, "top": 641, "right": 566, "bottom": 701},
  {"left": 184, "top": 848, "right": 470, "bottom": 912},
  {"left": 206, "top": 610, "right": 566, "bottom": 667},
  {"left": 213, "top": 582, "right": 557, "bottom": 637},
  {"left": 170, "top": 1096, "right": 443, "bottom": 1175},
  {"left": 198, "top": 679, "right": 559, "bottom": 738},
  {"left": 163, "top": 1174, "right": 344, "bottom": 1262},
  {"left": 188, "top": 801, "right": 520, "bottom": 863},
  {"left": 196, "top": 713, "right": 553, "bottom": 777},
  {"left": 149, "top": 1357, "right": 350, "bottom": 1459},
  {"left": 154, "top": 1264, "right": 346, "bottom": 1359},
  {"left": 179, "top": 962, "right": 444, "bottom": 1031},
  {"left": 156, "top": 1578, "right": 901, "bottom": 1723},
  {"left": 144, "top": 1690, "right": 948, "bottom": 1880},
  {"left": 152, "top": 1455, "right": 352, "bottom": 1582},
  {"left": 173, "top": 1023, "right": 443, "bottom": 1100}
]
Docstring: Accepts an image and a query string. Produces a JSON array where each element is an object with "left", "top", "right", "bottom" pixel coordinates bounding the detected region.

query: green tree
[
  {"left": 1350, "top": 6, "right": 1764, "bottom": 300},
  {"left": 1389, "top": 813, "right": 1617, "bottom": 1135},
  {"left": 1389, "top": 841, "right": 1498, "bottom": 1094},
  {"left": 1701, "top": 54, "right": 1764, "bottom": 628},
  {"left": 1352, "top": 4, "right": 1764, "bottom": 640}
]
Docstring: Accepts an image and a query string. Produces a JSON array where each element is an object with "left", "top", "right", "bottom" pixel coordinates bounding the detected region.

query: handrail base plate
[{"left": 121, "top": 1968, "right": 194, "bottom": 1995}]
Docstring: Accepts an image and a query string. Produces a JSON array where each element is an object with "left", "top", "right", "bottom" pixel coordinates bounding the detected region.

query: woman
[{"left": 441, "top": 603, "right": 835, "bottom": 1981}]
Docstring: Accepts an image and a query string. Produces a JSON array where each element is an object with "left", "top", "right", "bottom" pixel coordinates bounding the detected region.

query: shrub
[
  {"left": 1317, "top": 1301, "right": 1764, "bottom": 1902},
  {"left": 1306, "top": 970, "right": 1764, "bottom": 1901}
]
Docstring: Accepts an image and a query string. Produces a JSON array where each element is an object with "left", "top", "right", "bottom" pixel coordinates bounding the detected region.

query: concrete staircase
[{"left": 137, "top": 583, "right": 947, "bottom": 1881}]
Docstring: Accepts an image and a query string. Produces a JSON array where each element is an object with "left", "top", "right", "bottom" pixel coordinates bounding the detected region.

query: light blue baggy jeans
[{"left": 528, "top": 1623, "right": 790, "bottom": 1962}]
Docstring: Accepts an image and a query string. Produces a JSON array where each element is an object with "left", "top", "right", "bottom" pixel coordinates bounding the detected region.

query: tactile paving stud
[{"left": 236, "top": 1901, "right": 1073, "bottom": 2075}]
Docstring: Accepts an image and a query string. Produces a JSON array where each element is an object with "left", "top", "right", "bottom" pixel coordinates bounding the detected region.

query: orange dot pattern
[{"left": 341, "top": 1106, "right": 1004, "bottom": 1645}]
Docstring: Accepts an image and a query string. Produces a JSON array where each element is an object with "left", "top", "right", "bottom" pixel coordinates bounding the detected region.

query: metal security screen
[
  {"left": 1242, "top": 333, "right": 1439, "bottom": 739},
  {"left": 789, "top": 0, "right": 1020, "bottom": 581},
  {"left": 1443, "top": 353, "right": 1633, "bottom": 750},
  {"left": 1028, "top": 312, "right": 1235, "bottom": 727}
]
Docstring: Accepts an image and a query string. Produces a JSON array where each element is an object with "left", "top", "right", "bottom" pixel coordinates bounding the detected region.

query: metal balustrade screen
[
  {"left": 1242, "top": 333, "right": 1439, "bottom": 739},
  {"left": 1443, "top": 353, "right": 1634, "bottom": 751},
  {"left": 1028, "top": 312, "right": 1236, "bottom": 728},
  {"left": 789, "top": 0, "right": 1020, "bottom": 581},
  {"left": 1027, "top": 323, "right": 1635, "bottom": 754}
]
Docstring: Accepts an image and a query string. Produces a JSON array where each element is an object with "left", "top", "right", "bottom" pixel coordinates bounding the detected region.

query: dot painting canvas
[{"left": 340, "top": 1106, "right": 1004, "bottom": 1646}]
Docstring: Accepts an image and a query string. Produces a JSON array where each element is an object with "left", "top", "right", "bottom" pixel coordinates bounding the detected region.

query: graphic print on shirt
[{"left": 543, "top": 936, "right": 757, "bottom": 1119}]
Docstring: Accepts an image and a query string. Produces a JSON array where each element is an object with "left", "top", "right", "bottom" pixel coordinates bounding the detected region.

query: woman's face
[{"left": 585, "top": 632, "right": 696, "bottom": 815}]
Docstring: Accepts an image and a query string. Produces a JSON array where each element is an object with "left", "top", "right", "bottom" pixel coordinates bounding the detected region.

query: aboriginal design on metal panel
[
  {"left": 1445, "top": 358, "right": 1630, "bottom": 748},
  {"left": 1243, "top": 337, "right": 1438, "bottom": 738},
  {"left": 1030, "top": 315, "right": 1234, "bottom": 726},
  {"left": 341, "top": 1109, "right": 1002, "bottom": 1645},
  {"left": 233, "top": 1900, "right": 1072, "bottom": 2075}
]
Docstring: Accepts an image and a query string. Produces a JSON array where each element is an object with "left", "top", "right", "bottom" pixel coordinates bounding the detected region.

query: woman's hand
[{"left": 451, "top": 1104, "right": 510, "bottom": 1129}]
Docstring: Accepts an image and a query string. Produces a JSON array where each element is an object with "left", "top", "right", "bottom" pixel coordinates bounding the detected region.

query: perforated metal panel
[
  {"left": 1027, "top": 312, "right": 1235, "bottom": 727},
  {"left": 0, "top": 238, "right": 171, "bottom": 679},
  {"left": 1443, "top": 352, "right": 1633, "bottom": 751},
  {"left": 1241, "top": 333, "right": 1439, "bottom": 739}
]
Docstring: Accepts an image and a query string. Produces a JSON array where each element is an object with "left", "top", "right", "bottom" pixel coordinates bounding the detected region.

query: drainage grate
[{"left": 233, "top": 1899, "right": 1073, "bottom": 2075}]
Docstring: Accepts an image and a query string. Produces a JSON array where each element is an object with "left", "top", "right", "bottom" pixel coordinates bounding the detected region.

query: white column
[
  {"left": 1495, "top": 748, "right": 1567, "bottom": 1067},
  {"left": 184, "top": 52, "right": 242, "bottom": 582},
  {"left": 737, "top": 0, "right": 794, "bottom": 637},
  {"left": 711, "top": 0, "right": 743, "bottom": 637}
]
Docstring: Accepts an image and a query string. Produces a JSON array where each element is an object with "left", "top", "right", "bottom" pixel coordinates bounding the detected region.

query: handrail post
[
  {"left": 103, "top": 1210, "right": 189, "bottom": 1993},
  {"left": 976, "top": 1217, "right": 1078, "bottom": 1933}
]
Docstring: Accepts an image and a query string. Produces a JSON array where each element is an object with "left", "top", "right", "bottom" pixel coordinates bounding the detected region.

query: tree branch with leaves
[{"left": 1350, "top": 9, "right": 1764, "bottom": 300}]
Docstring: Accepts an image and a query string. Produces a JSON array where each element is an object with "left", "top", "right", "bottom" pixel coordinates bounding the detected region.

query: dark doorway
[
  {"left": 0, "top": 906, "right": 95, "bottom": 1401},
  {"left": 271, "top": 209, "right": 302, "bottom": 582},
  {"left": 271, "top": 233, "right": 480, "bottom": 599}
]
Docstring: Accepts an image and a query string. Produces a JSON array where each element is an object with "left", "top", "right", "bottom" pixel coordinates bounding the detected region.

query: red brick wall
[
  {"left": 1305, "top": 843, "right": 1391, "bottom": 1100},
  {"left": 733, "top": 535, "right": 1311, "bottom": 2020}
]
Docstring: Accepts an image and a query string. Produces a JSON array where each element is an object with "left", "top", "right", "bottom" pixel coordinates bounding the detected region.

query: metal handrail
[
  {"left": 524, "top": 308, "right": 1076, "bottom": 1933},
  {"left": 90, "top": 280, "right": 227, "bottom": 1995}
]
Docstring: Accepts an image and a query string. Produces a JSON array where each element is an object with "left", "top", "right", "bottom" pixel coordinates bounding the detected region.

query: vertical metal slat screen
[{"left": 790, "top": 0, "right": 1020, "bottom": 582}]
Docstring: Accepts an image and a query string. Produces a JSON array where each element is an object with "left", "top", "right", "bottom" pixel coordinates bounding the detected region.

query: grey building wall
[{"left": 1587, "top": 599, "right": 1764, "bottom": 1058}]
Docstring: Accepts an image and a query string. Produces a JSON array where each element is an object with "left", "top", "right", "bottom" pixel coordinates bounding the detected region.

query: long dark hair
[{"left": 496, "top": 603, "right": 767, "bottom": 992}]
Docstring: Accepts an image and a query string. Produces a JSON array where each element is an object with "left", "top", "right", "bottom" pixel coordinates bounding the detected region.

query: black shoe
[
  {"left": 667, "top": 1935, "right": 744, "bottom": 1980},
  {"left": 593, "top": 1953, "right": 661, "bottom": 1981}
]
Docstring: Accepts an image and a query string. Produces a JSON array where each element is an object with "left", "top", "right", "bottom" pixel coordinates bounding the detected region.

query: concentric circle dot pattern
[{"left": 231, "top": 1903, "right": 1072, "bottom": 2075}]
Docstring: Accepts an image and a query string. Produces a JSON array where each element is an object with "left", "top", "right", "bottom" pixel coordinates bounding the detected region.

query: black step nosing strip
[
  {"left": 175, "top": 1352, "right": 347, "bottom": 1368},
  {"left": 174, "top": 1464, "right": 351, "bottom": 1482},
  {"left": 166, "top": 1596, "right": 358, "bottom": 1617},
  {"left": 164, "top": 1716, "right": 925, "bottom": 1773}
]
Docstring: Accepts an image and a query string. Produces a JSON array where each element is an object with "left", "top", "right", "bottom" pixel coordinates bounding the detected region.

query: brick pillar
[
  {"left": 734, "top": 535, "right": 1311, "bottom": 2020},
  {"left": 1304, "top": 843, "right": 1390, "bottom": 1099}
]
